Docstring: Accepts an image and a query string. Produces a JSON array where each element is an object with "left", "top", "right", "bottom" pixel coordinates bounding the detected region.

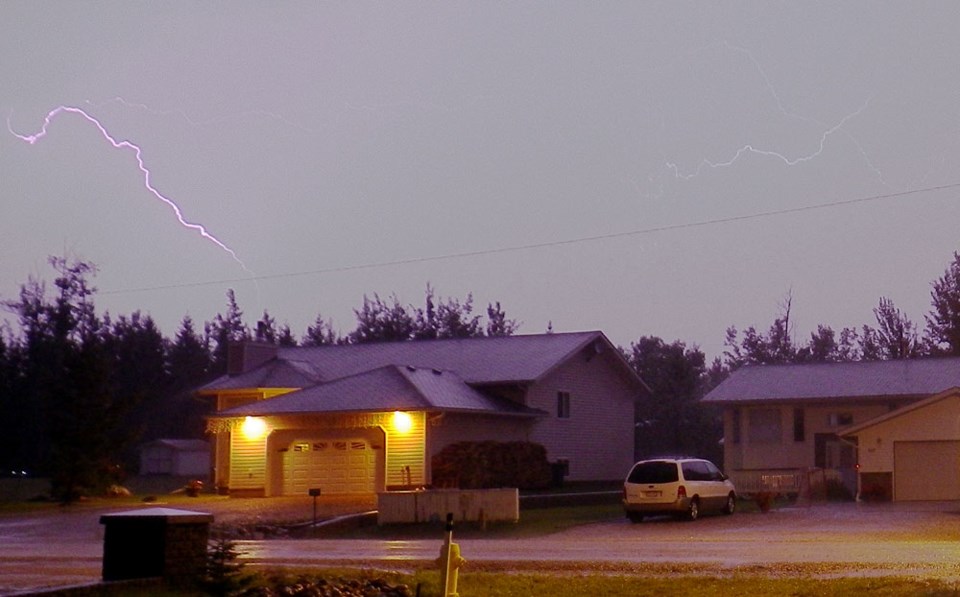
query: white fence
[{"left": 377, "top": 488, "right": 519, "bottom": 525}]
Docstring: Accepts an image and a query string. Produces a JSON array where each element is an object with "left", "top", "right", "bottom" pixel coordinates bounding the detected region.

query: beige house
[
  {"left": 200, "top": 331, "right": 648, "bottom": 497},
  {"left": 702, "top": 358, "right": 960, "bottom": 499}
]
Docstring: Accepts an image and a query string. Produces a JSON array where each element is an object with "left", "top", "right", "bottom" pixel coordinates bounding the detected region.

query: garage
[
  {"left": 280, "top": 434, "right": 382, "bottom": 495},
  {"left": 894, "top": 441, "right": 960, "bottom": 501},
  {"left": 139, "top": 439, "right": 209, "bottom": 476}
]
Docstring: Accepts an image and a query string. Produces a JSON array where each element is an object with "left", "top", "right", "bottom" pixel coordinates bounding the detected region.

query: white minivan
[{"left": 623, "top": 458, "right": 736, "bottom": 522}]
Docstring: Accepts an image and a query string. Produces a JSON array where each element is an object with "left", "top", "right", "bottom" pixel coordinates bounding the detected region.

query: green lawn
[
  {"left": 452, "top": 574, "right": 960, "bottom": 597},
  {"left": 238, "top": 568, "right": 960, "bottom": 597}
]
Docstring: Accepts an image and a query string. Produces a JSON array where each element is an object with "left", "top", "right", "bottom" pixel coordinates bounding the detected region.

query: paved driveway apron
[{"left": 5, "top": 502, "right": 960, "bottom": 593}]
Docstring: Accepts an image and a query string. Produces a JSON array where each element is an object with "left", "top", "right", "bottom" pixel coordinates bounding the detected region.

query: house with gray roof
[
  {"left": 703, "top": 358, "right": 960, "bottom": 500},
  {"left": 200, "top": 331, "right": 648, "bottom": 497}
]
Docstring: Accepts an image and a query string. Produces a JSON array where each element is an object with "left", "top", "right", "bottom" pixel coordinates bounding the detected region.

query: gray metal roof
[
  {"left": 215, "top": 365, "right": 543, "bottom": 417},
  {"left": 199, "top": 359, "right": 322, "bottom": 391},
  {"left": 703, "top": 358, "right": 960, "bottom": 404},
  {"left": 200, "top": 331, "right": 623, "bottom": 392},
  {"left": 140, "top": 439, "right": 209, "bottom": 451}
]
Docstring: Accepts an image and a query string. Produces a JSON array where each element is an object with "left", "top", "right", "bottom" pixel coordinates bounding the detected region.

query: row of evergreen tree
[{"left": 4, "top": 252, "right": 960, "bottom": 500}]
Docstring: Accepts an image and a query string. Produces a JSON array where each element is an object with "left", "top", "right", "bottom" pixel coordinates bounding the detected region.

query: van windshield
[{"left": 628, "top": 461, "right": 679, "bottom": 484}]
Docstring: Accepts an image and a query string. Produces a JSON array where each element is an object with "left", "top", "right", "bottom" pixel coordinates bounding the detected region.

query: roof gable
[
  {"left": 216, "top": 365, "right": 542, "bottom": 417},
  {"left": 198, "top": 359, "right": 321, "bottom": 392},
  {"left": 840, "top": 386, "right": 960, "bottom": 436},
  {"left": 140, "top": 439, "right": 209, "bottom": 451},
  {"left": 703, "top": 358, "right": 960, "bottom": 404}
]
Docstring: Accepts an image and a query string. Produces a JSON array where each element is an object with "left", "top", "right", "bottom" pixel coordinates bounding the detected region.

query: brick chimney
[{"left": 227, "top": 341, "right": 278, "bottom": 375}]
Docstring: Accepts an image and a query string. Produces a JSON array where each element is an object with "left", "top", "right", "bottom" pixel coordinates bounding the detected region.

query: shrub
[{"left": 203, "top": 537, "right": 254, "bottom": 596}]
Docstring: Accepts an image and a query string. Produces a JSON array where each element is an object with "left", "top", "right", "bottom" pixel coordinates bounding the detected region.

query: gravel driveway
[{"left": 4, "top": 499, "right": 960, "bottom": 594}]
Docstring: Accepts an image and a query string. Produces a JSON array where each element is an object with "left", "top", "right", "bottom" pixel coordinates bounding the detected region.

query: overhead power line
[{"left": 101, "top": 181, "right": 960, "bottom": 296}]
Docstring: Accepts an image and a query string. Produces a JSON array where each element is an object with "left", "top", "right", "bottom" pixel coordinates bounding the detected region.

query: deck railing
[{"left": 732, "top": 468, "right": 843, "bottom": 496}]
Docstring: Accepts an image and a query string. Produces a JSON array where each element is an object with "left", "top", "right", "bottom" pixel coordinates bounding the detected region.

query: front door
[{"left": 815, "top": 433, "right": 857, "bottom": 495}]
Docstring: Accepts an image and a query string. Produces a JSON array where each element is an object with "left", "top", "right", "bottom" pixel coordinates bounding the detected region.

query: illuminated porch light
[
  {"left": 392, "top": 411, "right": 413, "bottom": 434},
  {"left": 241, "top": 416, "right": 267, "bottom": 440}
]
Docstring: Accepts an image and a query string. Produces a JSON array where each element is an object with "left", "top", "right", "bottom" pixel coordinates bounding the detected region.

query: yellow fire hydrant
[{"left": 438, "top": 513, "right": 466, "bottom": 596}]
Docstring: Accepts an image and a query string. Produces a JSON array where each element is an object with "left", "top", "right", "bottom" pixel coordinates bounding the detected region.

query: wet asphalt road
[{"left": 5, "top": 500, "right": 960, "bottom": 594}]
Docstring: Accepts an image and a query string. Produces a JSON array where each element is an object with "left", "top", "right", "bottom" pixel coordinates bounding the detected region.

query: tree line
[
  {"left": 723, "top": 253, "right": 960, "bottom": 366},
  {"left": 0, "top": 259, "right": 518, "bottom": 500},
  {"left": 5, "top": 251, "right": 960, "bottom": 500},
  {"left": 627, "top": 252, "right": 960, "bottom": 464}
]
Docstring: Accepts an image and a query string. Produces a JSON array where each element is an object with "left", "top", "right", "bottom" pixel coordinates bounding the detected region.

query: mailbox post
[{"left": 309, "top": 488, "right": 321, "bottom": 532}]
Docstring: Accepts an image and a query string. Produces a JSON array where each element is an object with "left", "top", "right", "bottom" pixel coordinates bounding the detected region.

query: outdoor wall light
[
  {"left": 241, "top": 416, "right": 267, "bottom": 440},
  {"left": 392, "top": 411, "right": 413, "bottom": 434}
]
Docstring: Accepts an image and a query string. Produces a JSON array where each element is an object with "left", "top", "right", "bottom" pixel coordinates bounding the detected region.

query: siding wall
[
  {"left": 722, "top": 402, "right": 901, "bottom": 472},
  {"left": 229, "top": 431, "right": 268, "bottom": 492},
  {"left": 427, "top": 413, "right": 532, "bottom": 459},
  {"left": 214, "top": 390, "right": 289, "bottom": 491},
  {"left": 526, "top": 348, "right": 638, "bottom": 481},
  {"left": 854, "top": 394, "right": 960, "bottom": 473},
  {"left": 385, "top": 411, "right": 426, "bottom": 487}
]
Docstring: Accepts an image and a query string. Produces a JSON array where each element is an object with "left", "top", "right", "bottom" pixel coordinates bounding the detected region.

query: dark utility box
[{"left": 100, "top": 507, "right": 213, "bottom": 586}]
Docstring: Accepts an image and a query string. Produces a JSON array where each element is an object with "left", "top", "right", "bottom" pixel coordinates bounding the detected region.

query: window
[
  {"left": 793, "top": 408, "right": 805, "bottom": 442},
  {"left": 682, "top": 461, "right": 712, "bottom": 481},
  {"left": 828, "top": 412, "right": 853, "bottom": 427},
  {"left": 748, "top": 409, "right": 782, "bottom": 444},
  {"left": 702, "top": 460, "right": 725, "bottom": 481},
  {"left": 627, "top": 460, "right": 679, "bottom": 484},
  {"left": 557, "top": 391, "right": 571, "bottom": 418},
  {"left": 732, "top": 408, "right": 741, "bottom": 444}
]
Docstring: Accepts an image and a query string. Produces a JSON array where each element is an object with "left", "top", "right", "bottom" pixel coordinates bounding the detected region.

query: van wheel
[
  {"left": 627, "top": 512, "right": 643, "bottom": 524},
  {"left": 724, "top": 494, "right": 736, "bottom": 515},
  {"left": 686, "top": 498, "right": 699, "bottom": 521}
]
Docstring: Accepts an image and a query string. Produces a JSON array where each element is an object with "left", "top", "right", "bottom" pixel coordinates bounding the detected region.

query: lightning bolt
[
  {"left": 7, "top": 105, "right": 252, "bottom": 273},
  {"left": 84, "top": 96, "right": 319, "bottom": 134},
  {"left": 666, "top": 98, "right": 872, "bottom": 180},
  {"left": 665, "top": 41, "right": 886, "bottom": 185}
]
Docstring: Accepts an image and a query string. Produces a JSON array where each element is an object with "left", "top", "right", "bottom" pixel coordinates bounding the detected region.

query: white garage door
[
  {"left": 894, "top": 441, "right": 960, "bottom": 501},
  {"left": 282, "top": 438, "right": 378, "bottom": 495}
]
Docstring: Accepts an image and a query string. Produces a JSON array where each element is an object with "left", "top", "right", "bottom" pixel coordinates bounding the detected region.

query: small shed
[{"left": 140, "top": 439, "right": 210, "bottom": 477}]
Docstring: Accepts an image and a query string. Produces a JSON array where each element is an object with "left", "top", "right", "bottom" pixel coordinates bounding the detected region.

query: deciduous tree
[
  {"left": 485, "top": 302, "right": 519, "bottom": 337},
  {"left": 348, "top": 294, "right": 416, "bottom": 343},
  {"left": 926, "top": 252, "right": 960, "bottom": 355},
  {"left": 872, "top": 297, "right": 921, "bottom": 359},
  {"left": 627, "top": 336, "right": 720, "bottom": 463}
]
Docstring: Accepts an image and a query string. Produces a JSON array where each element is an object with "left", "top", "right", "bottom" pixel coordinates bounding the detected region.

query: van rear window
[{"left": 628, "top": 461, "right": 679, "bottom": 484}]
